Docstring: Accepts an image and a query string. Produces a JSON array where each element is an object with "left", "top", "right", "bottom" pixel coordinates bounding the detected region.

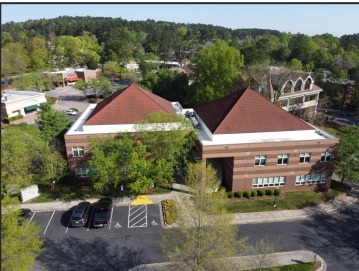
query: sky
[{"left": 2, "top": 3, "right": 359, "bottom": 37}]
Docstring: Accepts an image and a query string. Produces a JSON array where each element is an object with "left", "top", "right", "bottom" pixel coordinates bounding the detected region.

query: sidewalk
[{"left": 21, "top": 189, "right": 358, "bottom": 225}]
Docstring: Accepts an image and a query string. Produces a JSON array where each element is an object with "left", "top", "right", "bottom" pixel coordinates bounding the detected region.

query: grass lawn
[
  {"left": 223, "top": 188, "right": 343, "bottom": 213},
  {"left": 27, "top": 175, "right": 173, "bottom": 203},
  {"left": 319, "top": 125, "right": 340, "bottom": 137}
]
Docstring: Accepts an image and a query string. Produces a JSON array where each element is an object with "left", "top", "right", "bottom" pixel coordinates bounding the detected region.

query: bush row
[
  {"left": 227, "top": 189, "right": 281, "bottom": 199},
  {"left": 4, "top": 114, "right": 24, "bottom": 123},
  {"left": 162, "top": 199, "right": 178, "bottom": 225}
]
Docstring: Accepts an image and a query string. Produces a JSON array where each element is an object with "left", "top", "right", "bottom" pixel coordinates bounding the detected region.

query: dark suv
[
  {"left": 70, "top": 202, "right": 91, "bottom": 227},
  {"left": 93, "top": 198, "right": 113, "bottom": 228}
]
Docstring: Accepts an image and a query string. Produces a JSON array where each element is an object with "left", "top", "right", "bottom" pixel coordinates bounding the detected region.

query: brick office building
[
  {"left": 194, "top": 87, "right": 338, "bottom": 192},
  {"left": 64, "top": 84, "right": 337, "bottom": 192}
]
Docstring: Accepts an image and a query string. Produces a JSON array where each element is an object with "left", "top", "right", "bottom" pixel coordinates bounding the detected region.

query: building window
[
  {"left": 72, "top": 146, "right": 84, "bottom": 157},
  {"left": 75, "top": 167, "right": 90, "bottom": 177},
  {"left": 277, "top": 154, "right": 289, "bottom": 165},
  {"left": 321, "top": 152, "right": 332, "bottom": 162},
  {"left": 296, "top": 174, "right": 327, "bottom": 185},
  {"left": 253, "top": 176, "right": 286, "bottom": 188},
  {"left": 254, "top": 155, "right": 267, "bottom": 166},
  {"left": 299, "top": 153, "right": 311, "bottom": 163}
]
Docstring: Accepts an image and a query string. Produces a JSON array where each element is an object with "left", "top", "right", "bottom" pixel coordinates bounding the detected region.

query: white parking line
[
  {"left": 87, "top": 208, "right": 95, "bottom": 232},
  {"left": 29, "top": 212, "right": 36, "bottom": 222},
  {"left": 109, "top": 206, "right": 114, "bottom": 230},
  {"left": 65, "top": 216, "right": 71, "bottom": 234},
  {"left": 43, "top": 211, "right": 55, "bottom": 235}
]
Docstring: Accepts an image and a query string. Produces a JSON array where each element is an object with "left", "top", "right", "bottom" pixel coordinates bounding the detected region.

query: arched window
[
  {"left": 282, "top": 81, "right": 293, "bottom": 93},
  {"left": 294, "top": 80, "right": 302, "bottom": 92},
  {"left": 304, "top": 78, "right": 312, "bottom": 90}
]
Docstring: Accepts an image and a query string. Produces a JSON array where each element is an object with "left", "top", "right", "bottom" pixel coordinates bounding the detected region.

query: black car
[
  {"left": 18, "top": 208, "right": 32, "bottom": 226},
  {"left": 93, "top": 198, "right": 113, "bottom": 228},
  {"left": 70, "top": 202, "right": 91, "bottom": 227}
]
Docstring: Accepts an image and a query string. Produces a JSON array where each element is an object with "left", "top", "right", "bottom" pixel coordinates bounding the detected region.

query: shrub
[
  {"left": 257, "top": 189, "right": 265, "bottom": 196},
  {"left": 274, "top": 189, "right": 281, "bottom": 196},
  {"left": 227, "top": 191, "right": 234, "bottom": 198},
  {"left": 267, "top": 189, "right": 275, "bottom": 196},
  {"left": 244, "top": 190, "right": 251, "bottom": 198},
  {"left": 234, "top": 191, "right": 243, "bottom": 198},
  {"left": 251, "top": 190, "right": 257, "bottom": 197},
  {"left": 162, "top": 199, "right": 178, "bottom": 225},
  {"left": 4, "top": 114, "right": 23, "bottom": 123}
]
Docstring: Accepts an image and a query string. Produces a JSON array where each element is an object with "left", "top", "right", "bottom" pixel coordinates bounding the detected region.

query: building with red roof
[{"left": 65, "top": 84, "right": 337, "bottom": 192}]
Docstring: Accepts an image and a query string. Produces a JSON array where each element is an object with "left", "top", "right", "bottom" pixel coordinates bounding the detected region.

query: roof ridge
[
  {"left": 133, "top": 83, "right": 173, "bottom": 112},
  {"left": 212, "top": 90, "right": 246, "bottom": 133}
]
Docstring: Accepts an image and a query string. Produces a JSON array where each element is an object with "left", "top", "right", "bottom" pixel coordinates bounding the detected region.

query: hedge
[
  {"left": 4, "top": 114, "right": 23, "bottom": 123},
  {"left": 227, "top": 191, "right": 234, "bottom": 198},
  {"left": 234, "top": 191, "right": 243, "bottom": 198}
]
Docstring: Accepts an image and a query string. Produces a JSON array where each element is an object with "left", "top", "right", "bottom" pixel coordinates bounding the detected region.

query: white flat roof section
[{"left": 1, "top": 90, "right": 45, "bottom": 103}]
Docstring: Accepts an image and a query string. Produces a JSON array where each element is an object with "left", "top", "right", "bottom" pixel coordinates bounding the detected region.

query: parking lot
[
  {"left": 30, "top": 204, "right": 162, "bottom": 238},
  {"left": 33, "top": 203, "right": 165, "bottom": 270}
]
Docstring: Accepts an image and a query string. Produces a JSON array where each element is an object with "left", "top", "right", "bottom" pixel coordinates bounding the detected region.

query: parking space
[{"left": 30, "top": 203, "right": 162, "bottom": 238}]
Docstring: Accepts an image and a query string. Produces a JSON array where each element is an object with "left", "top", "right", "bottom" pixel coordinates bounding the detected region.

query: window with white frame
[
  {"left": 252, "top": 176, "right": 286, "bottom": 188},
  {"left": 254, "top": 155, "right": 267, "bottom": 166},
  {"left": 299, "top": 152, "right": 311, "bottom": 163},
  {"left": 277, "top": 154, "right": 289, "bottom": 165},
  {"left": 295, "top": 174, "right": 327, "bottom": 185},
  {"left": 75, "top": 167, "right": 90, "bottom": 177},
  {"left": 320, "top": 151, "right": 332, "bottom": 162},
  {"left": 72, "top": 146, "right": 84, "bottom": 157}
]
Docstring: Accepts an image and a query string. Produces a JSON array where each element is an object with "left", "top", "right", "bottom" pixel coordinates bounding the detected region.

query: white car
[{"left": 65, "top": 109, "right": 77, "bottom": 116}]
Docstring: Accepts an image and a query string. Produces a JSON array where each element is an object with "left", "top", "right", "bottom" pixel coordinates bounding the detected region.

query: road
[
  {"left": 239, "top": 200, "right": 359, "bottom": 271},
  {"left": 32, "top": 201, "right": 359, "bottom": 271}
]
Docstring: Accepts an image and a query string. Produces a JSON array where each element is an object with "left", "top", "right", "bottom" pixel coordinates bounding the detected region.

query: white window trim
[
  {"left": 295, "top": 174, "right": 327, "bottom": 185},
  {"left": 75, "top": 167, "right": 90, "bottom": 177},
  {"left": 72, "top": 146, "right": 84, "bottom": 157},
  {"left": 320, "top": 152, "right": 332, "bottom": 162},
  {"left": 277, "top": 154, "right": 289, "bottom": 165},
  {"left": 299, "top": 152, "right": 311, "bottom": 164},
  {"left": 253, "top": 176, "right": 286, "bottom": 188},
  {"left": 254, "top": 155, "right": 267, "bottom": 166}
]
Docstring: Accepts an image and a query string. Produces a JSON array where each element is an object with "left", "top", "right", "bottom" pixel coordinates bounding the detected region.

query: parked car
[
  {"left": 70, "top": 202, "right": 91, "bottom": 227},
  {"left": 65, "top": 109, "right": 77, "bottom": 115},
  {"left": 18, "top": 208, "right": 32, "bottom": 226},
  {"left": 93, "top": 198, "right": 113, "bottom": 228}
]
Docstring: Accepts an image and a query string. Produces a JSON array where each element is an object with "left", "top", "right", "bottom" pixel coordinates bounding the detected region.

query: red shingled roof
[
  {"left": 85, "top": 84, "right": 176, "bottom": 125},
  {"left": 194, "top": 87, "right": 313, "bottom": 134}
]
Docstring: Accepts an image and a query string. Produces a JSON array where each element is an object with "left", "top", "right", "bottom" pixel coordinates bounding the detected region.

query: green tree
[
  {"left": 134, "top": 112, "right": 197, "bottom": 187},
  {"left": 1, "top": 42, "right": 30, "bottom": 85},
  {"left": 102, "top": 61, "right": 122, "bottom": 82},
  {"left": 36, "top": 103, "right": 70, "bottom": 141},
  {"left": 1, "top": 195, "right": 45, "bottom": 271},
  {"left": 88, "top": 133, "right": 152, "bottom": 194},
  {"left": 334, "top": 126, "right": 359, "bottom": 183},
  {"left": 161, "top": 162, "right": 242, "bottom": 271},
  {"left": 139, "top": 53, "right": 161, "bottom": 76},
  {"left": 74, "top": 77, "right": 112, "bottom": 98},
  {"left": 288, "top": 58, "right": 303, "bottom": 71},
  {"left": 191, "top": 40, "right": 244, "bottom": 106},
  {"left": 1, "top": 123, "right": 67, "bottom": 189}
]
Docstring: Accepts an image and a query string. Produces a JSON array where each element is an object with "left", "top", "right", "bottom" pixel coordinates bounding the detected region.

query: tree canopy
[
  {"left": 1, "top": 196, "right": 45, "bottom": 271},
  {"left": 334, "top": 126, "right": 359, "bottom": 183},
  {"left": 161, "top": 162, "right": 242, "bottom": 271},
  {"left": 191, "top": 40, "right": 244, "bottom": 105},
  {"left": 1, "top": 123, "right": 67, "bottom": 190}
]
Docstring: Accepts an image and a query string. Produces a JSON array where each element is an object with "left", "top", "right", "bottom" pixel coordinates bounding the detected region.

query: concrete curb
[{"left": 129, "top": 250, "right": 326, "bottom": 271}]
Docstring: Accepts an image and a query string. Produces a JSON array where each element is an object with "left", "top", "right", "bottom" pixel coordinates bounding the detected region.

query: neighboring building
[
  {"left": 64, "top": 84, "right": 181, "bottom": 177},
  {"left": 193, "top": 87, "right": 337, "bottom": 192},
  {"left": 269, "top": 67, "right": 322, "bottom": 118},
  {"left": 1, "top": 90, "right": 46, "bottom": 121},
  {"left": 49, "top": 68, "right": 101, "bottom": 87}
]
